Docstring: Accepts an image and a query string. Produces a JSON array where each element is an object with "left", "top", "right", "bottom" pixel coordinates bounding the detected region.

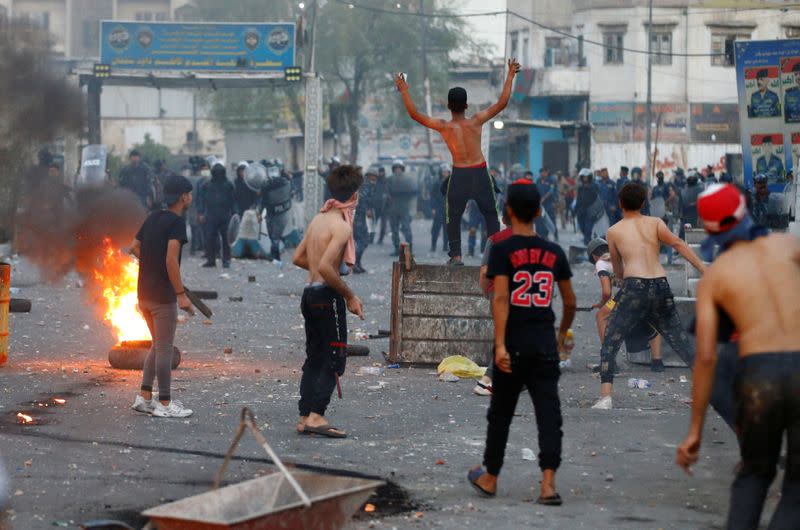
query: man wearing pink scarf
[{"left": 292, "top": 165, "right": 365, "bottom": 438}]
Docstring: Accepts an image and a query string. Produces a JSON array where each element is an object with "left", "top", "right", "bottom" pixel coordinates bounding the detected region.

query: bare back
[
  {"left": 709, "top": 234, "right": 800, "bottom": 356},
  {"left": 302, "top": 210, "right": 349, "bottom": 283},
  {"left": 608, "top": 215, "right": 666, "bottom": 279},
  {"left": 437, "top": 117, "right": 485, "bottom": 167}
]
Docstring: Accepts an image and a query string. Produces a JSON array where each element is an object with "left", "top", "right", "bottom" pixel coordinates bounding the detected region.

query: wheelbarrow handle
[{"left": 214, "top": 408, "right": 312, "bottom": 508}]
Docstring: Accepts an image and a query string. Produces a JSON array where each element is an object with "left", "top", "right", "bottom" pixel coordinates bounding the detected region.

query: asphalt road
[{"left": 0, "top": 219, "right": 778, "bottom": 529}]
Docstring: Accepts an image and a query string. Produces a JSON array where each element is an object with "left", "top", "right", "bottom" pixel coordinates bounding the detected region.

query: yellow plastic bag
[{"left": 437, "top": 355, "right": 486, "bottom": 379}]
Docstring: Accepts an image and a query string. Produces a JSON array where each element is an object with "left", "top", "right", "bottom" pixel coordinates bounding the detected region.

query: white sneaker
[
  {"left": 559, "top": 358, "right": 572, "bottom": 369},
  {"left": 152, "top": 400, "right": 193, "bottom": 418},
  {"left": 591, "top": 396, "right": 613, "bottom": 410},
  {"left": 131, "top": 395, "right": 155, "bottom": 415}
]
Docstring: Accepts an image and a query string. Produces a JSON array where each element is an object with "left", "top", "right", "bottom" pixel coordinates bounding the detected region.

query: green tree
[
  {"left": 131, "top": 134, "right": 171, "bottom": 168},
  {"left": 315, "top": 0, "right": 479, "bottom": 163}
]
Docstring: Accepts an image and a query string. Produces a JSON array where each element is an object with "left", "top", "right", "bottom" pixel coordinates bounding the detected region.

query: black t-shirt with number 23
[{"left": 487, "top": 235, "right": 572, "bottom": 353}]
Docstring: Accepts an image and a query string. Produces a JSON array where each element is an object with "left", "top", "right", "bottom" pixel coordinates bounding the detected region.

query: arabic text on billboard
[
  {"left": 589, "top": 102, "right": 633, "bottom": 143},
  {"left": 633, "top": 103, "right": 688, "bottom": 143},
  {"left": 690, "top": 103, "right": 740, "bottom": 143},
  {"left": 100, "top": 21, "right": 295, "bottom": 73}
]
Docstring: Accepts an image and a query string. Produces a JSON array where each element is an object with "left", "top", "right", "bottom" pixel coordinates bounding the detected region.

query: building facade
[{"left": 507, "top": 0, "right": 800, "bottom": 178}]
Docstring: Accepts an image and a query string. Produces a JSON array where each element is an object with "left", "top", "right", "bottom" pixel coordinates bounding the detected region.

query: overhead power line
[{"left": 333, "top": 0, "right": 798, "bottom": 57}]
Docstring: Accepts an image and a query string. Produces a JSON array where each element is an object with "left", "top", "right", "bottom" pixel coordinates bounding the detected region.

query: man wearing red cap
[{"left": 677, "top": 183, "right": 800, "bottom": 529}]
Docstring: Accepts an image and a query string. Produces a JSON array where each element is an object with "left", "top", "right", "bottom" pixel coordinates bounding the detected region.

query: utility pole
[
  {"left": 303, "top": 0, "right": 324, "bottom": 225},
  {"left": 420, "top": 0, "right": 433, "bottom": 159},
  {"left": 645, "top": 0, "right": 654, "bottom": 183}
]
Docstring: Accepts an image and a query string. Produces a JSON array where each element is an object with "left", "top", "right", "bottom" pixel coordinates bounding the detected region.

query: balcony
[{"left": 528, "top": 67, "right": 590, "bottom": 97}]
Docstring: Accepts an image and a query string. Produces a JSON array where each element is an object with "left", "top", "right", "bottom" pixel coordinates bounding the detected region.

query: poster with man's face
[
  {"left": 782, "top": 58, "right": 800, "bottom": 123},
  {"left": 751, "top": 133, "right": 786, "bottom": 183},
  {"left": 745, "top": 66, "right": 782, "bottom": 119}
]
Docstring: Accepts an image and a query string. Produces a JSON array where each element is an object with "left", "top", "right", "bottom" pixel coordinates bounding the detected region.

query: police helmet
[
  {"left": 392, "top": 159, "right": 405, "bottom": 170},
  {"left": 587, "top": 238, "right": 609, "bottom": 264}
]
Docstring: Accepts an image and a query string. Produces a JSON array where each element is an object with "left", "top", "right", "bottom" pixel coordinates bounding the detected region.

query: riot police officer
[{"left": 261, "top": 162, "right": 293, "bottom": 265}]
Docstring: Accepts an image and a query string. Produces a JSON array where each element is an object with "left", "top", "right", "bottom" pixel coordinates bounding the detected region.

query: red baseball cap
[{"left": 697, "top": 184, "right": 747, "bottom": 233}]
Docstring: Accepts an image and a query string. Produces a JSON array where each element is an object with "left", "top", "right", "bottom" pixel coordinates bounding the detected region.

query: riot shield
[{"left": 76, "top": 144, "right": 108, "bottom": 188}]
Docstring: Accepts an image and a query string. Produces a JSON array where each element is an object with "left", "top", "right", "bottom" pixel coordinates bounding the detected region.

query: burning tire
[{"left": 108, "top": 340, "right": 181, "bottom": 370}]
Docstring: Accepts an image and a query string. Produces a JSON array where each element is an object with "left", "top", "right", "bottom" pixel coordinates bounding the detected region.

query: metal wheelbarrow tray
[
  {"left": 142, "top": 409, "right": 383, "bottom": 530},
  {"left": 142, "top": 470, "right": 383, "bottom": 530}
]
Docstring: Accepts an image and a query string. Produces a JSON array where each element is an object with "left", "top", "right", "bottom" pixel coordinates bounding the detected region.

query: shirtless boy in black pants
[
  {"left": 677, "top": 183, "right": 800, "bottom": 530},
  {"left": 468, "top": 179, "right": 577, "bottom": 505},
  {"left": 292, "top": 165, "right": 365, "bottom": 438}
]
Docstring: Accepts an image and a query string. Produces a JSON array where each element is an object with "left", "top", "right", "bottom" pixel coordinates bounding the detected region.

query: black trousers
[
  {"left": 298, "top": 285, "right": 347, "bottom": 417},
  {"left": 204, "top": 214, "right": 231, "bottom": 264},
  {"left": 431, "top": 208, "right": 447, "bottom": 251},
  {"left": 446, "top": 166, "right": 499, "bottom": 258},
  {"left": 484, "top": 348, "right": 562, "bottom": 475},
  {"left": 727, "top": 352, "right": 800, "bottom": 530}
]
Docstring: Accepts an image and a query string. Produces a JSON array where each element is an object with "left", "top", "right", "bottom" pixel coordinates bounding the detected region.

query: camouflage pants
[{"left": 600, "top": 277, "right": 693, "bottom": 384}]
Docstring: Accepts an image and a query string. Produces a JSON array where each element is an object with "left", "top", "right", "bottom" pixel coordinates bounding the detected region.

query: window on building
[
  {"left": 786, "top": 26, "right": 800, "bottom": 39},
  {"left": 82, "top": 19, "right": 99, "bottom": 51},
  {"left": 510, "top": 31, "right": 518, "bottom": 60},
  {"left": 135, "top": 12, "right": 153, "bottom": 21},
  {"left": 650, "top": 31, "right": 672, "bottom": 65},
  {"left": 155, "top": 12, "right": 168, "bottom": 21},
  {"left": 711, "top": 32, "right": 750, "bottom": 67},
  {"left": 603, "top": 31, "right": 624, "bottom": 64},
  {"left": 522, "top": 30, "right": 530, "bottom": 67},
  {"left": 545, "top": 36, "right": 567, "bottom": 67}
]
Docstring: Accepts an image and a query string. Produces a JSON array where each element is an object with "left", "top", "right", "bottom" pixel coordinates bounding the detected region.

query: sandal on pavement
[
  {"left": 536, "top": 493, "right": 563, "bottom": 506},
  {"left": 467, "top": 467, "right": 496, "bottom": 497}
]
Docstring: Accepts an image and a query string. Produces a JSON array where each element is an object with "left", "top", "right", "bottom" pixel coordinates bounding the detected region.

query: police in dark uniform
[
  {"left": 784, "top": 63, "right": 800, "bottom": 123},
  {"left": 755, "top": 135, "right": 785, "bottom": 181},
  {"left": 751, "top": 173, "right": 771, "bottom": 226},
  {"left": 261, "top": 163, "right": 293, "bottom": 265},
  {"left": 749, "top": 69, "right": 781, "bottom": 118},
  {"left": 353, "top": 170, "right": 377, "bottom": 274}
]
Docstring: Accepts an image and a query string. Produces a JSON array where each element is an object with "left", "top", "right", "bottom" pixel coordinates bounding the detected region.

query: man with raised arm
[{"left": 396, "top": 59, "right": 521, "bottom": 265}]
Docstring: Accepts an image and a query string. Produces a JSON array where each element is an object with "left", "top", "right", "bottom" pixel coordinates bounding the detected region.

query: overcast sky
[{"left": 453, "top": 0, "right": 507, "bottom": 59}]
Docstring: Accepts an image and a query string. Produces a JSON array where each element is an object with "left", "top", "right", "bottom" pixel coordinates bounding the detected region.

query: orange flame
[
  {"left": 16, "top": 412, "right": 34, "bottom": 424},
  {"left": 93, "top": 239, "right": 151, "bottom": 343}
]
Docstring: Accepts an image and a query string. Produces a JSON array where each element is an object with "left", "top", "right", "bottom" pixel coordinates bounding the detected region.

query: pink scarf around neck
[{"left": 320, "top": 193, "right": 359, "bottom": 266}]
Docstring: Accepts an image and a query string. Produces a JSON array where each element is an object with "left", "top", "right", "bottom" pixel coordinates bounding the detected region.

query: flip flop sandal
[
  {"left": 467, "top": 467, "right": 496, "bottom": 497},
  {"left": 303, "top": 424, "right": 347, "bottom": 438},
  {"left": 536, "top": 493, "right": 563, "bottom": 506},
  {"left": 473, "top": 381, "right": 493, "bottom": 396}
]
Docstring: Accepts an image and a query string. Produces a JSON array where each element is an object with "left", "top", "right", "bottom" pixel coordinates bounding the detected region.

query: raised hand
[
  {"left": 507, "top": 57, "right": 522, "bottom": 76},
  {"left": 395, "top": 72, "right": 409, "bottom": 92}
]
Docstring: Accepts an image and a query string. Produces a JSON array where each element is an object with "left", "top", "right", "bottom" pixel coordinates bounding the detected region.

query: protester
[
  {"left": 559, "top": 171, "right": 577, "bottom": 230},
  {"left": 262, "top": 164, "right": 293, "bottom": 266},
  {"left": 651, "top": 171, "right": 680, "bottom": 263},
  {"left": 233, "top": 161, "right": 258, "bottom": 216},
  {"left": 375, "top": 166, "right": 389, "bottom": 245},
  {"left": 231, "top": 207, "right": 267, "bottom": 260},
  {"left": 598, "top": 168, "right": 620, "bottom": 224},
  {"left": 592, "top": 184, "right": 705, "bottom": 410},
  {"left": 396, "top": 58, "right": 521, "bottom": 265},
  {"left": 152, "top": 159, "right": 169, "bottom": 211},
  {"left": 677, "top": 183, "right": 800, "bottom": 529},
  {"left": 680, "top": 170, "right": 703, "bottom": 239},
  {"left": 430, "top": 164, "right": 450, "bottom": 253},
  {"left": 199, "top": 163, "right": 235, "bottom": 268},
  {"left": 292, "top": 165, "right": 365, "bottom": 438},
  {"left": 128, "top": 174, "right": 195, "bottom": 418},
  {"left": 537, "top": 167, "right": 559, "bottom": 241},
  {"left": 119, "top": 149, "right": 154, "bottom": 209},
  {"left": 468, "top": 179, "right": 576, "bottom": 506},
  {"left": 386, "top": 159, "right": 416, "bottom": 256}
]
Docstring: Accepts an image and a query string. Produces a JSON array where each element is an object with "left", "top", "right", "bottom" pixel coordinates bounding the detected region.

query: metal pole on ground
[
  {"left": 645, "top": 0, "right": 654, "bottom": 183},
  {"left": 303, "top": 0, "right": 324, "bottom": 225},
  {"left": 0, "top": 262, "right": 10, "bottom": 366}
]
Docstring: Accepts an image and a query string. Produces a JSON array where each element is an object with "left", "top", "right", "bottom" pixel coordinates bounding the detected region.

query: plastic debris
[
  {"left": 353, "top": 331, "right": 369, "bottom": 341},
  {"left": 521, "top": 448, "right": 536, "bottom": 461},
  {"left": 679, "top": 375, "right": 689, "bottom": 383},
  {"left": 627, "top": 378, "right": 652, "bottom": 389},
  {"left": 605, "top": 474, "right": 614, "bottom": 482},
  {"left": 386, "top": 363, "right": 401, "bottom": 369},
  {"left": 439, "top": 372, "right": 460, "bottom": 383},
  {"left": 369, "top": 293, "right": 386, "bottom": 302},
  {"left": 437, "top": 355, "right": 485, "bottom": 378},
  {"left": 357, "top": 366, "right": 384, "bottom": 376}
]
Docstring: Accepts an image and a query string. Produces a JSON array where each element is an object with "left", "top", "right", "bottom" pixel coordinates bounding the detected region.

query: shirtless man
[
  {"left": 292, "top": 165, "right": 365, "bottom": 438},
  {"left": 396, "top": 59, "right": 521, "bottom": 265},
  {"left": 592, "top": 183, "right": 706, "bottom": 409},
  {"left": 677, "top": 184, "right": 800, "bottom": 529}
]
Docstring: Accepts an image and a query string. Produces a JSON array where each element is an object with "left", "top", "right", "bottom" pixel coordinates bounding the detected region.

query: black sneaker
[
  {"left": 222, "top": 261, "right": 231, "bottom": 269},
  {"left": 651, "top": 359, "right": 665, "bottom": 372},
  {"left": 202, "top": 261, "right": 216, "bottom": 268},
  {"left": 447, "top": 258, "right": 464, "bottom": 267},
  {"left": 353, "top": 264, "right": 366, "bottom": 274}
]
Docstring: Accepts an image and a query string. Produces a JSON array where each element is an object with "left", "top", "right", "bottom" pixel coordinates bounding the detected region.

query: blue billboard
[
  {"left": 735, "top": 39, "right": 800, "bottom": 190},
  {"left": 100, "top": 21, "right": 295, "bottom": 74}
]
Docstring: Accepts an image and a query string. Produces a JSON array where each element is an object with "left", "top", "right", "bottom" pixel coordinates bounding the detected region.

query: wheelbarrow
[{"left": 141, "top": 408, "right": 384, "bottom": 530}]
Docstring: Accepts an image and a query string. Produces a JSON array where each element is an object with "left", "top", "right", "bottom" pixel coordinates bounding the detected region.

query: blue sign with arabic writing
[{"left": 100, "top": 21, "right": 295, "bottom": 73}]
